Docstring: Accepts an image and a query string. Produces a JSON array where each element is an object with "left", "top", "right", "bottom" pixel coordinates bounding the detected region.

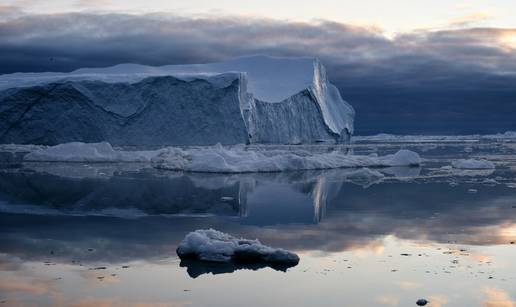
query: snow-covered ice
[
  {"left": 24, "top": 142, "right": 160, "bottom": 162},
  {"left": 451, "top": 159, "right": 496, "bottom": 169},
  {"left": 21, "top": 142, "right": 421, "bottom": 172},
  {"left": 176, "top": 229, "right": 300, "bottom": 265},
  {"left": 151, "top": 144, "right": 421, "bottom": 173},
  {"left": 353, "top": 131, "right": 516, "bottom": 142}
]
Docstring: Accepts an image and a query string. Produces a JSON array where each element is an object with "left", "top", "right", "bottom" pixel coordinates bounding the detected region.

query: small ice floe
[
  {"left": 24, "top": 142, "right": 159, "bottom": 162},
  {"left": 482, "top": 178, "right": 498, "bottom": 186},
  {"left": 21, "top": 141, "right": 422, "bottom": 173},
  {"left": 152, "top": 144, "right": 421, "bottom": 173},
  {"left": 220, "top": 197, "right": 234, "bottom": 202},
  {"left": 176, "top": 229, "right": 299, "bottom": 265},
  {"left": 451, "top": 159, "right": 495, "bottom": 170},
  {"left": 468, "top": 189, "right": 478, "bottom": 193}
]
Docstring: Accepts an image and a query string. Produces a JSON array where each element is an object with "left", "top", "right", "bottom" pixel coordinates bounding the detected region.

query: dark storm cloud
[
  {"left": 0, "top": 12, "right": 514, "bottom": 90},
  {"left": 0, "top": 12, "right": 391, "bottom": 72},
  {"left": 4, "top": 11, "right": 514, "bottom": 75},
  {"left": 1, "top": 11, "right": 516, "bottom": 134}
]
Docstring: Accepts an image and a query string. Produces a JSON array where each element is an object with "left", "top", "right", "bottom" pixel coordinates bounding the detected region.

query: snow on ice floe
[
  {"left": 151, "top": 145, "right": 421, "bottom": 173},
  {"left": 353, "top": 131, "right": 516, "bottom": 142},
  {"left": 176, "top": 229, "right": 299, "bottom": 265},
  {"left": 21, "top": 142, "right": 421, "bottom": 172},
  {"left": 451, "top": 159, "right": 496, "bottom": 169},
  {"left": 24, "top": 142, "right": 161, "bottom": 162}
]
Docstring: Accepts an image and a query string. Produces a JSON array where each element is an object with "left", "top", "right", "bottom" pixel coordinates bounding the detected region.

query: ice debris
[
  {"left": 451, "top": 159, "right": 495, "bottom": 169},
  {"left": 176, "top": 229, "right": 300, "bottom": 265}
]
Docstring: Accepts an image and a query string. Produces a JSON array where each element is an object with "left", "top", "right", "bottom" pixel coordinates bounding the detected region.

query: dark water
[{"left": 0, "top": 140, "right": 515, "bottom": 306}]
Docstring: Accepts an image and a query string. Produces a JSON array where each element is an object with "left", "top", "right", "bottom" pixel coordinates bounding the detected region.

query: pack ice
[
  {"left": 176, "top": 229, "right": 300, "bottom": 265},
  {"left": 23, "top": 142, "right": 422, "bottom": 173},
  {"left": 451, "top": 159, "right": 495, "bottom": 169},
  {"left": 0, "top": 56, "right": 354, "bottom": 146}
]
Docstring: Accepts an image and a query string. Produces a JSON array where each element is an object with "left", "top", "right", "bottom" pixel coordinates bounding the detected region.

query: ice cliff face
[{"left": 0, "top": 56, "right": 354, "bottom": 145}]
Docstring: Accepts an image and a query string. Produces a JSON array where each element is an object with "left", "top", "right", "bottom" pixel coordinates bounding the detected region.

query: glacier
[{"left": 0, "top": 56, "right": 354, "bottom": 146}]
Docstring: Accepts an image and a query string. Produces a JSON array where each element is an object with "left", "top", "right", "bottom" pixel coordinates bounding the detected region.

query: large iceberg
[{"left": 0, "top": 56, "right": 354, "bottom": 145}]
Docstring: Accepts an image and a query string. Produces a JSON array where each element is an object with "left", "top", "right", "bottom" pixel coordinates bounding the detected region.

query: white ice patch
[
  {"left": 24, "top": 142, "right": 159, "bottom": 162},
  {"left": 151, "top": 144, "right": 421, "bottom": 173},
  {"left": 176, "top": 229, "right": 299, "bottom": 265},
  {"left": 0, "top": 144, "right": 47, "bottom": 153},
  {"left": 353, "top": 131, "right": 516, "bottom": 142},
  {"left": 22, "top": 142, "right": 421, "bottom": 173},
  {"left": 451, "top": 159, "right": 496, "bottom": 169}
]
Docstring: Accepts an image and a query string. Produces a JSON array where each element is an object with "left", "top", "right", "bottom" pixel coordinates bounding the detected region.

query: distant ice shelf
[{"left": 0, "top": 56, "right": 354, "bottom": 146}]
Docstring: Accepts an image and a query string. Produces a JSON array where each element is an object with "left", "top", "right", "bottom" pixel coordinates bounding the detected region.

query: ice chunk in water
[
  {"left": 176, "top": 229, "right": 300, "bottom": 265},
  {"left": 452, "top": 159, "right": 495, "bottom": 169}
]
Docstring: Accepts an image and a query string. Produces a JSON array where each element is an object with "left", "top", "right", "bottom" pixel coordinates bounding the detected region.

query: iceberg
[
  {"left": 451, "top": 159, "right": 495, "bottom": 169},
  {"left": 176, "top": 229, "right": 300, "bottom": 265},
  {"left": 0, "top": 56, "right": 354, "bottom": 146}
]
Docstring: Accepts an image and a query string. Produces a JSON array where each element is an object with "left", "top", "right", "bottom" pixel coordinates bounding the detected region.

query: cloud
[
  {"left": 0, "top": 279, "right": 52, "bottom": 295},
  {"left": 482, "top": 287, "right": 515, "bottom": 307},
  {"left": 0, "top": 11, "right": 515, "bottom": 134},
  {"left": 397, "top": 281, "right": 421, "bottom": 290},
  {"left": 427, "top": 295, "right": 449, "bottom": 307},
  {"left": 448, "top": 12, "right": 492, "bottom": 27},
  {"left": 0, "top": 11, "right": 514, "bottom": 75},
  {"left": 69, "top": 297, "right": 191, "bottom": 307},
  {"left": 376, "top": 295, "right": 399, "bottom": 306}
]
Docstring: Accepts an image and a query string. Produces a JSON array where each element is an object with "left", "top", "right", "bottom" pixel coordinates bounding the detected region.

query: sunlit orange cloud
[
  {"left": 469, "top": 253, "right": 492, "bottom": 263},
  {"left": 376, "top": 294, "right": 399, "bottom": 306},
  {"left": 69, "top": 297, "right": 192, "bottom": 307},
  {"left": 498, "top": 223, "right": 516, "bottom": 238},
  {"left": 398, "top": 281, "right": 421, "bottom": 290},
  {"left": 0, "top": 279, "right": 52, "bottom": 295},
  {"left": 427, "top": 295, "right": 449, "bottom": 307},
  {"left": 482, "top": 287, "right": 515, "bottom": 307},
  {"left": 449, "top": 12, "right": 492, "bottom": 27},
  {"left": 0, "top": 254, "right": 22, "bottom": 271},
  {"left": 351, "top": 239, "right": 385, "bottom": 257},
  {"left": 0, "top": 277, "right": 190, "bottom": 307}
]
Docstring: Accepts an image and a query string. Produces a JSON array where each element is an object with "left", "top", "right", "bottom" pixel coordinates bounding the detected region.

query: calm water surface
[{"left": 0, "top": 139, "right": 515, "bottom": 306}]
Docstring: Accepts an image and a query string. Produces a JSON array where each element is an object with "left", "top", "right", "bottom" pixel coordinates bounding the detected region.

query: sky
[
  {"left": 0, "top": 0, "right": 515, "bottom": 134},
  {"left": 3, "top": 0, "right": 516, "bottom": 34}
]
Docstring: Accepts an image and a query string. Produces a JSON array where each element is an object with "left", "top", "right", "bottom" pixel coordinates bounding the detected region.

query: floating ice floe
[
  {"left": 24, "top": 142, "right": 161, "bottom": 162},
  {"left": 151, "top": 144, "right": 421, "bottom": 173},
  {"left": 353, "top": 131, "right": 516, "bottom": 142},
  {"left": 451, "top": 159, "right": 495, "bottom": 169},
  {"left": 176, "top": 229, "right": 300, "bottom": 265},
  {"left": 22, "top": 142, "right": 421, "bottom": 173}
]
